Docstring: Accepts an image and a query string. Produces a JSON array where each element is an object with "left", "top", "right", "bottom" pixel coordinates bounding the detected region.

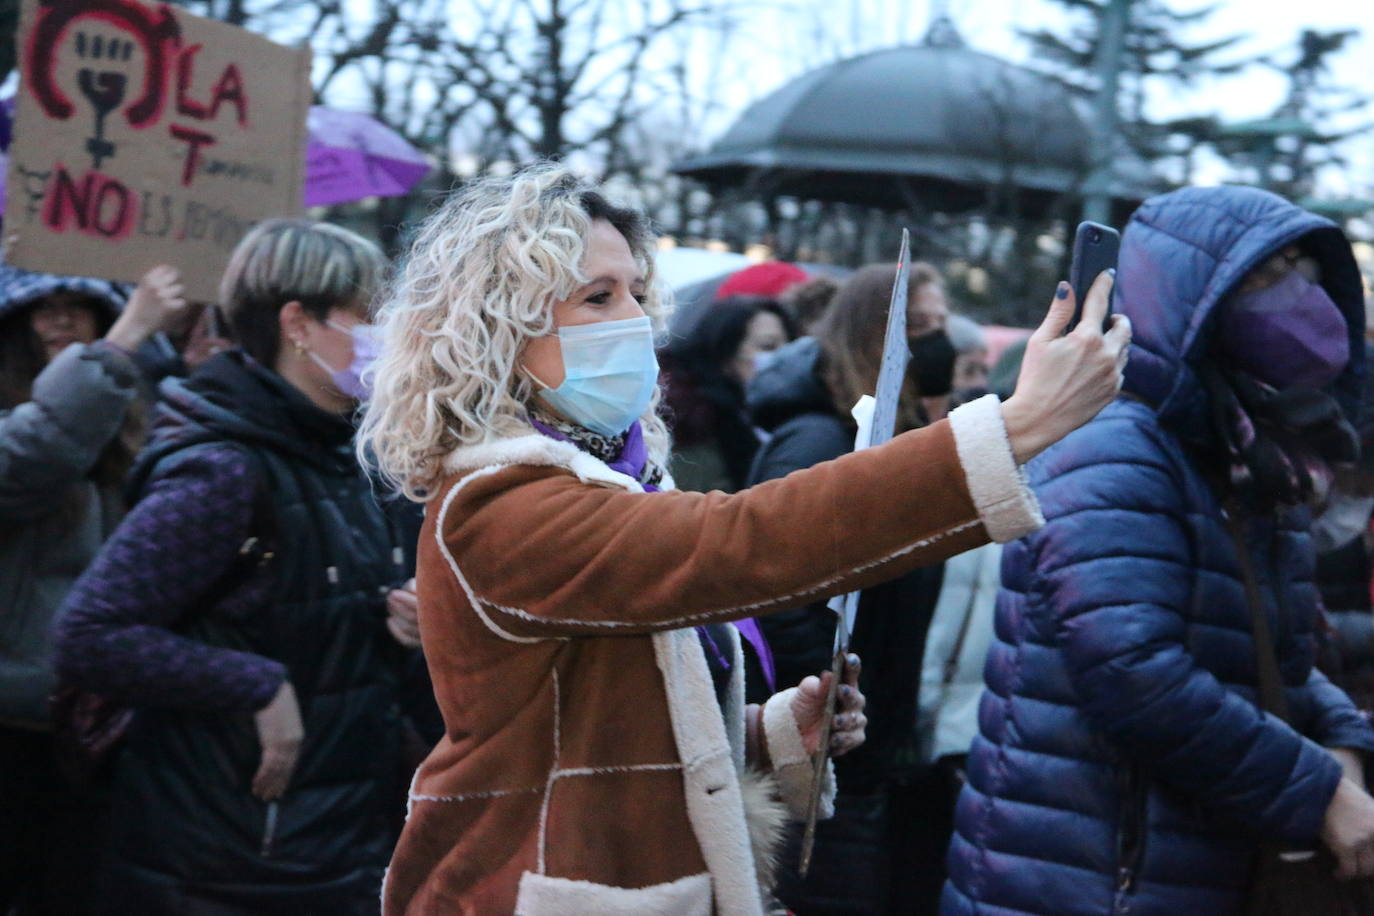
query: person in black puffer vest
[
  {"left": 746, "top": 261, "right": 960, "bottom": 915},
  {"left": 56, "top": 219, "right": 418, "bottom": 914}
]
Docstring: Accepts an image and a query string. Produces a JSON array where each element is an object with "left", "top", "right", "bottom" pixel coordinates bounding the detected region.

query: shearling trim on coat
[
  {"left": 721, "top": 623, "right": 789, "bottom": 893},
  {"left": 437, "top": 438, "right": 789, "bottom": 914},
  {"left": 724, "top": 622, "right": 748, "bottom": 773},
  {"left": 433, "top": 403, "right": 1039, "bottom": 641},
  {"left": 425, "top": 421, "right": 998, "bottom": 914},
  {"left": 436, "top": 446, "right": 986, "bottom": 638},
  {"left": 441, "top": 431, "right": 674, "bottom": 492},
  {"left": 653, "top": 626, "right": 766, "bottom": 915},
  {"left": 947, "top": 394, "right": 1044, "bottom": 542},
  {"left": 739, "top": 766, "right": 788, "bottom": 894},
  {"left": 763, "top": 687, "right": 836, "bottom": 821},
  {"left": 514, "top": 869, "right": 712, "bottom": 916},
  {"left": 441, "top": 433, "right": 627, "bottom": 484}
]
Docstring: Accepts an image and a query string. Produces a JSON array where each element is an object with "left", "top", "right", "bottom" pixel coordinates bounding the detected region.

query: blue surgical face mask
[{"left": 527, "top": 316, "right": 659, "bottom": 437}]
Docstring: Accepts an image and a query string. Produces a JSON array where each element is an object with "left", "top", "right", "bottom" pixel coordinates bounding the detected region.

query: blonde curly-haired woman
[{"left": 362, "top": 164, "right": 1130, "bottom": 916}]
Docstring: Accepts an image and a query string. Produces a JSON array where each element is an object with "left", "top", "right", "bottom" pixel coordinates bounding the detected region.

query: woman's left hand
[
  {"left": 386, "top": 579, "right": 422, "bottom": 648},
  {"left": 792, "top": 653, "right": 867, "bottom": 757}
]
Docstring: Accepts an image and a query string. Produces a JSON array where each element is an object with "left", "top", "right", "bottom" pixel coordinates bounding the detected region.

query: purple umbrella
[
  {"left": 0, "top": 102, "right": 429, "bottom": 213},
  {"left": 305, "top": 106, "right": 431, "bottom": 208}
]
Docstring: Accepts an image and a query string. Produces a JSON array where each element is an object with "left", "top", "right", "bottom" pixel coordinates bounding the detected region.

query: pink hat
[{"left": 714, "top": 262, "right": 809, "bottom": 300}]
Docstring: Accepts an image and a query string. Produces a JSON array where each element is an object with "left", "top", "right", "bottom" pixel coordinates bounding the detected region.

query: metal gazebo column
[{"left": 1083, "top": 0, "right": 1133, "bottom": 225}]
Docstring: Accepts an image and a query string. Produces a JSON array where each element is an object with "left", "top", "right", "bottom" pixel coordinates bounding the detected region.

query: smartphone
[{"left": 1068, "top": 221, "right": 1120, "bottom": 332}]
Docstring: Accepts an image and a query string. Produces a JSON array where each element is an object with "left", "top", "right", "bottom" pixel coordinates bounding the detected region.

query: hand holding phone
[{"left": 1067, "top": 221, "right": 1120, "bottom": 333}]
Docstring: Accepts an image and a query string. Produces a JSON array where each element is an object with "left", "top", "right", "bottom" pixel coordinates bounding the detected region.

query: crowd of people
[{"left": 2, "top": 161, "right": 1374, "bottom": 916}]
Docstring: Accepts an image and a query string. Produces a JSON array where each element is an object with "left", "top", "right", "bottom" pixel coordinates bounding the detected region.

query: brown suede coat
[{"left": 383, "top": 395, "right": 1041, "bottom": 915}]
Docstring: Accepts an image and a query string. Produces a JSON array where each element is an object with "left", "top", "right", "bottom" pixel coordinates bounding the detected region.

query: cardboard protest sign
[{"left": 5, "top": 0, "right": 311, "bottom": 301}]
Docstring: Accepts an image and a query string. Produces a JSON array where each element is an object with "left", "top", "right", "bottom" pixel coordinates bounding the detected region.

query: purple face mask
[
  {"left": 1218, "top": 269, "right": 1349, "bottom": 390},
  {"left": 309, "top": 321, "right": 383, "bottom": 401}
]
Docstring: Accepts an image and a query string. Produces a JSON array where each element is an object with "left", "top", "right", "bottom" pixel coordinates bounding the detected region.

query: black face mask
[{"left": 909, "top": 330, "right": 957, "bottom": 397}]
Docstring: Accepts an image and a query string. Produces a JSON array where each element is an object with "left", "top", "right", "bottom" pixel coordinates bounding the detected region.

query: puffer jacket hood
[
  {"left": 745, "top": 336, "right": 835, "bottom": 433},
  {"left": 1120, "top": 185, "right": 1366, "bottom": 435},
  {"left": 0, "top": 341, "right": 142, "bottom": 726},
  {"left": 0, "top": 262, "right": 126, "bottom": 325}
]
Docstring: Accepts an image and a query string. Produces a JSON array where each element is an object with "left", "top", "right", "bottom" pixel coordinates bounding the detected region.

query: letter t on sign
[{"left": 169, "top": 124, "right": 215, "bottom": 186}]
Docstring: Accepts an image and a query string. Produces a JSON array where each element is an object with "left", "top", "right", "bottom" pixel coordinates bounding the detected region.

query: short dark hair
[
  {"left": 579, "top": 190, "right": 653, "bottom": 261},
  {"left": 219, "top": 218, "right": 387, "bottom": 367},
  {"left": 671, "top": 296, "right": 797, "bottom": 381}
]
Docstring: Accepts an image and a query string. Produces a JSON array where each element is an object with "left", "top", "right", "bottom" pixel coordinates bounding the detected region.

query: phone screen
[{"left": 1068, "top": 221, "right": 1120, "bottom": 332}]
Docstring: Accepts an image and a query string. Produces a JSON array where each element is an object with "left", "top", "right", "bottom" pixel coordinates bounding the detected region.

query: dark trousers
[
  {"left": 774, "top": 760, "right": 963, "bottom": 916},
  {"left": 890, "top": 759, "right": 964, "bottom": 913},
  {"left": 0, "top": 727, "right": 109, "bottom": 915}
]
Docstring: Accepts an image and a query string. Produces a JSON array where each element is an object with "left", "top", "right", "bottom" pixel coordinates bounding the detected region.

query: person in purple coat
[{"left": 944, "top": 187, "right": 1374, "bottom": 915}]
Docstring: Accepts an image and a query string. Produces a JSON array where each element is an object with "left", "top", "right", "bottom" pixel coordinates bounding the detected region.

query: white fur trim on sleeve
[
  {"left": 762, "top": 688, "right": 834, "bottom": 821},
  {"left": 947, "top": 394, "right": 1044, "bottom": 543},
  {"left": 515, "top": 870, "right": 711, "bottom": 915}
]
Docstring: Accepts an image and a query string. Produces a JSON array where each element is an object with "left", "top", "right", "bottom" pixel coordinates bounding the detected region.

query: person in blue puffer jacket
[{"left": 943, "top": 185, "right": 1374, "bottom": 916}]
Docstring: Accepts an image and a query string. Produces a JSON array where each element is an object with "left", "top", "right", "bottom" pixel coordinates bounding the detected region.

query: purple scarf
[{"left": 529, "top": 416, "right": 777, "bottom": 691}]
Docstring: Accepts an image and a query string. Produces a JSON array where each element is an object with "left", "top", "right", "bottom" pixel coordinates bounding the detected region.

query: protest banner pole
[
  {"left": 799, "top": 228, "right": 912, "bottom": 877},
  {"left": 1083, "top": 0, "right": 1131, "bottom": 225}
]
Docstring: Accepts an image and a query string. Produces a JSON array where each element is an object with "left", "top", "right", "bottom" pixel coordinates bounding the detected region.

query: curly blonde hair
[{"left": 359, "top": 163, "right": 672, "bottom": 500}]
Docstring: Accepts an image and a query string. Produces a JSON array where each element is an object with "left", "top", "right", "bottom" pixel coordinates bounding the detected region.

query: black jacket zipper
[{"left": 1114, "top": 762, "right": 1147, "bottom": 910}]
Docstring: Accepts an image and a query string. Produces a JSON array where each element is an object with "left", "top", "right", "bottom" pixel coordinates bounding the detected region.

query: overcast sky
[{"left": 706, "top": 0, "right": 1373, "bottom": 197}]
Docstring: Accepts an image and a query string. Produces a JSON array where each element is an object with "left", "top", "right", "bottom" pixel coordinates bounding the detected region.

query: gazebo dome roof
[{"left": 675, "top": 33, "right": 1156, "bottom": 211}]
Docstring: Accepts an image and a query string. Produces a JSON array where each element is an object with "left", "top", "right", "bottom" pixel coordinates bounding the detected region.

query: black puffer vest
[{"left": 106, "top": 352, "right": 408, "bottom": 914}]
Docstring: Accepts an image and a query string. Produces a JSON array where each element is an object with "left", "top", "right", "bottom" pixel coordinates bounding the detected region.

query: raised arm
[
  {"left": 0, "top": 342, "right": 141, "bottom": 521},
  {"left": 439, "top": 396, "right": 1036, "bottom": 640},
  {"left": 0, "top": 264, "right": 187, "bottom": 521}
]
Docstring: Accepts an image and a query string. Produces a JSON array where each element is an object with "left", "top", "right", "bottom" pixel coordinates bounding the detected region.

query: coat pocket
[{"left": 515, "top": 870, "right": 711, "bottom": 916}]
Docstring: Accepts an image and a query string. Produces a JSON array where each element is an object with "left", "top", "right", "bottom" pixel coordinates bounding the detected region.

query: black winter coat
[
  {"left": 748, "top": 337, "right": 944, "bottom": 789},
  {"left": 83, "top": 354, "right": 409, "bottom": 914},
  {"left": 747, "top": 338, "right": 945, "bottom": 914}
]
